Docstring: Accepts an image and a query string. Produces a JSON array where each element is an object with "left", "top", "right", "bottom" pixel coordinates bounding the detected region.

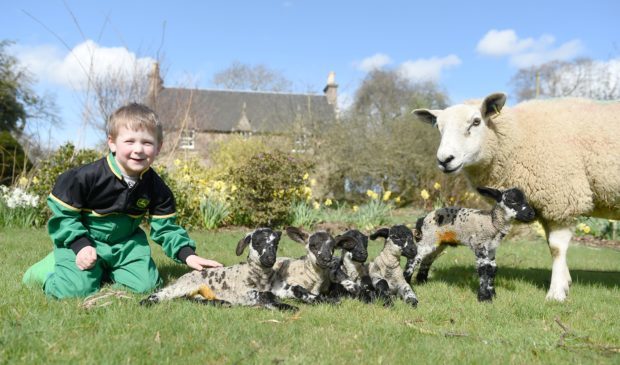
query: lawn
[{"left": 1, "top": 227, "right": 619, "bottom": 364}]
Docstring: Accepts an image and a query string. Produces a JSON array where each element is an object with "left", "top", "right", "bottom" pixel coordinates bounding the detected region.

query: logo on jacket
[{"left": 136, "top": 198, "right": 150, "bottom": 209}]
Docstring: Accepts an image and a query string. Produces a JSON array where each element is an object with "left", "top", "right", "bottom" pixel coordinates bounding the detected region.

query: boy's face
[{"left": 108, "top": 126, "right": 161, "bottom": 177}]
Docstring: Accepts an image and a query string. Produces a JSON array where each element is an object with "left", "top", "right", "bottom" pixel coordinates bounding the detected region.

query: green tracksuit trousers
[{"left": 25, "top": 229, "right": 161, "bottom": 299}]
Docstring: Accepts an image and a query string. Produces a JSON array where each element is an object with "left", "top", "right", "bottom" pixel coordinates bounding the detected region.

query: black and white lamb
[
  {"left": 269, "top": 227, "right": 360, "bottom": 304},
  {"left": 368, "top": 225, "right": 418, "bottom": 307},
  {"left": 139, "top": 228, "right": 297, "bottom": 311},
  {"left": 404, "top": 187, "right": 536, "bottom": 302},
  {"left": 328, "top": 229, "right": 392, "bottom": 305}
]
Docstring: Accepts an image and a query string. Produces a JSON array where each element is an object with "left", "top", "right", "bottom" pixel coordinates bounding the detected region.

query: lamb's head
[
  {"left": 370, "top": 224, "right": 417, "bottom": 259},
  {"left": 286, "top": 227, "right": 359, "bottom": 269},
  {"left": 477, "top": 186, "right": 536, "bottom": 222},
  {"left": 236, "top": 228, "right": 283, "bottom": 267},
  {"left": 339, "top": 229, "right": 369, "bottom": 263},
  {"left": 412, "top": 92, "right": 506, "bottom": 174}
]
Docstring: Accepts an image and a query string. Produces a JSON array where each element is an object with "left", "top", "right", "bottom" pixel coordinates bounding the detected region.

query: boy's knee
[{"left": 45, "top": 272, "right": 100, "bottom": 299}]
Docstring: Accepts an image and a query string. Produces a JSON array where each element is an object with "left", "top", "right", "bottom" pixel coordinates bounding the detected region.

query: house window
[{"left": 179, "top": 129, "right": 195, "bottom": 150}]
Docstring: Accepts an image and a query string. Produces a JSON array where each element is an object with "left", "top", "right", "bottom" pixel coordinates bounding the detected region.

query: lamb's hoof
[
  {"left": 477, "top": 291, "right": 493, "bottom": 302},
  {"left": 415, "top": 274, "right": 428, "bottom": 284},
  {"left": 139, "top": 297, "right": 157, "bottom": 306},
  {"left": 275, "top": 303, "right": 299, "bottom": 312},
  {"left": 405, "top": 297, "right": 418, "bottom": 308}
]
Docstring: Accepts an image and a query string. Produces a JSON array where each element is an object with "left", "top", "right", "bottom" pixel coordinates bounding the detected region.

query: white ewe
[{"left": 413, "top": 93, "right": 620, "bottom": 301}]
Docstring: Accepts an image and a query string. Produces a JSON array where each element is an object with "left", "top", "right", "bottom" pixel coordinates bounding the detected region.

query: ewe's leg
[
  {"left": 474, "top": 248, "right": 496, "bottom": 302},
  {"left": 545, "top": 226, "right": 573, "bottom": 301}
]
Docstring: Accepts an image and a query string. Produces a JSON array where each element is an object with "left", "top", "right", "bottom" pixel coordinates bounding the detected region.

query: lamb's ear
[
  {"left": 335, "top": 235, "right": 358, "bottom": 250},
  {"left": 285, "top": 226, "right": 308, "bottom": 244},
  {"left": 481, "top": 93, "right": 506, "bottom": 120},
  {"left": 369, "top": 228, "right": 389, "bottom": 240},
  {"left": 236, "top": 233, "right": 252, "bottom": 256},
  {"left": 477, "top": 187, "right": 503, "bottom": 203},
  {"left": 412, "top": 109, "right": 439, "bottom": 127}
]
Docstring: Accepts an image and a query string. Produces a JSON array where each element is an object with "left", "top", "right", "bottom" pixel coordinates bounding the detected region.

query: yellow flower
[
  {"left": 303, "top": 186, "right": 313, "bottom": 197},
  {"left": 433, "top": 182, "right": 441, "bottom": 190},
  {"left": 174, "top": 159, "right": 181, "bottom": 167},
  {"left": 583, "top": 225, "right": 591, "bottom": 234},
  {"left": 32, "top": 176, "right": 40, "bottom": 185},
  {"left": 382, "top": 191, "right": 392, "bottom": 201},
  {"left": 421, "top": 189, "right": 430, "bottom": 200},
  {"left": 352, "top": 205, "right": 359, "bottom": 212},
  {"left": 312, "top": 201, "right": 321, "bottom": 210},
  {"left": 231, "top": 184, "right": 238, "bottom": 193},
  {"left": 366, "top": 190, "right": 374, "bottom": 198},
  {"left": 395, "top": 196, "right": 401, "bottom": 203},
  {"left": 303, "top": 172, "right": 309, "bottom": 180},
  {"left": 310, "top": 178, "right": 317, "bottom": 187},
  {"left": 18, "top": 177, "right": 28, "bottom": 186},
  {"left": 324, "top": 198, "right": 332, "bottom": 206},
  {"left": 450, "top": 196, "right": 455, "bottom": 203},
  {"left": 366, "top": 190, "right": 378, "bottom": 200}
]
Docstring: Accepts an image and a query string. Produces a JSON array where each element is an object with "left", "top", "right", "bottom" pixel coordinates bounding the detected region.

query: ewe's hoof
[{"left": 545, "top": 286, "right": 568, "bottom": 302}]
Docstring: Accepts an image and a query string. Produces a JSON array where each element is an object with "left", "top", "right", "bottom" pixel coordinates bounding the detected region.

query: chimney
[
  {"left": 147, "top": 62, "right": 163, "bottom": 108},
  {"left": 323, "top": 71, "right": 338, "bottom": 112}
]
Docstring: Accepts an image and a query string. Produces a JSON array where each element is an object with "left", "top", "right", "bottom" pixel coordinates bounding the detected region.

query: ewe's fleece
[{"left": 468, "top": 97, "right": 620, "bottom": 223}]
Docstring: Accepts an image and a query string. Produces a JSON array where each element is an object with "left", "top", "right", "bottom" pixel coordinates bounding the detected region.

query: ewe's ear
[
  {"left": 335, "top": 235, "right": 358, "bottom": 250},
  {"left": 369, "top": 228, "right": 389, "bottom": 240},
  {"left": 412, "top": 109, "right": 439, "bottom": 127},
  {"left": 236, "top": 233, "right": 252, "bottom": 256},
  {"left": 476, "top": 187, "right": 503, "bottom": 203},
  {"left": 285, "top": 226, "right": 308, "bottom": 244},
  {"left": 481, "top": 93, "right": 506, "bottom": 120}
]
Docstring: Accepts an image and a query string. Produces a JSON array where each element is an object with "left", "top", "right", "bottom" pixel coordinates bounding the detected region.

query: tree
[
  {"left": 313, "top": 69, "right": 458, "bottom": 201},
  {"left": 212, "top": 61, "right": 292, "bottom": 92},
  {"left": 511, "top": 57, "right": 620, "bottom": 101},
  {"left": 0, "top": 40, "right": 58, "bottom": 137}
]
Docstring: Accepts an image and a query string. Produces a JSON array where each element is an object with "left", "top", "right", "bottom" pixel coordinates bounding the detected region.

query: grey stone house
[{"left": 145, "top": 63, "right": 338, "bottom": 159}]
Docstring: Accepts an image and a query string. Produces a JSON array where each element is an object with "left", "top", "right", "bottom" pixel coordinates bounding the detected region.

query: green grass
[{"left": 2, "top": 227, "right": 619, "bottom": 364}]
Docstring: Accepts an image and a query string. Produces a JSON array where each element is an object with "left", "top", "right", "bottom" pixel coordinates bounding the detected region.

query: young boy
[{"left": 23, "top": 103, "right": 222, "bottom": 299}]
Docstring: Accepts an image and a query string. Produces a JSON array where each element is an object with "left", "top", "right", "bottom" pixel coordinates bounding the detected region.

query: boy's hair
[{"left": 107, "top": 103, "right": 163, "bottom": 144}]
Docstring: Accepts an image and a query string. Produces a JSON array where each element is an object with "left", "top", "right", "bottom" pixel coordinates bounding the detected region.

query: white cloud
[
  {"left": 398, "top": 55, "right": 461, "bottom": 82},
  {"left": 13, "top": 40, "right": 155, "bottom": 91},
  {"left": 476, "top": 29, "right": 583, "bottom": 68},
  {"left": 357, "top": 53, "right": 392, "bottom": 72}
]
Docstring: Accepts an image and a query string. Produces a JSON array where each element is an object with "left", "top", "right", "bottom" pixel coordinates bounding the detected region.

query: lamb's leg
[
  {"left": 474, "top": 248, "right": 497, "bottom": 302},
  {"left": 188, "top": 297, "right": 232, "bottom": 307},
  {"left": 415, "top": 245, "right": 446, "bottom": 283},
  {"left": 139, "top": 272, "right": 202, "bottom": 306},
  {"left": 397, "top": 282, "right": 418, "bottom": 307},
  {"left": 545, "top": 226, "right": 572, "bottom": 302},
  {"left": 253, "top": 291, "right": 298, "bottom": 312},
  {"left": 370, "top": 277, "right": 394, "bottom": 307}
]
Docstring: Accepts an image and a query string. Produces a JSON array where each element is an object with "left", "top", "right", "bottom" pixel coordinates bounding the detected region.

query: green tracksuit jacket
[{"left": 44, "top": 153, "right": 196, "bottom": 298}]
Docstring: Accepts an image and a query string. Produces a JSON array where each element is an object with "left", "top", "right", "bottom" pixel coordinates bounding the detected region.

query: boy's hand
[
  {"left": 76, "top": 246, "right": 97, "bottom": 270},
  {"left": 186, "top": 255, "right": 224, "bottom": 271}
]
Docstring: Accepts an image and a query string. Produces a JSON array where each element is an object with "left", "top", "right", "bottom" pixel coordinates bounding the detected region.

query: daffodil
[
  {"left": 395, "top": 196, "right": 401, "bottom": 204},
  {"left": 310, "top": 178, "right": 317, "bottom": 187},
  {"left": 32, "top": 176, "right": 39, "bottom": 185},
  {"left": 421, "top": 189, "right": 430, "bottom": 200},
  {"left": 324, "top": 198, "right": 332, "bottom": 206},
  {"left": 312, "top": 201, "right": 321, "bottom": 210},
  {"left": 18, "top": 177, "right": 28, "bottom": 186},
  {"left": 433, "top": 182, "right": 441, "bottom": 190},
  {"left": 352, "top": 205, "right": 359, "bottom": 212},
  {"left": 303, "top": 172, "right": 309, "bottom": 180},
  {"left": 382, "top": 191, "right": 392, "bottom": 201}
]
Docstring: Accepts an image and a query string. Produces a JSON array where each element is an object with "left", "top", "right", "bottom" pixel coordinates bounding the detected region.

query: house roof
[{"left": 152, "top": 87, "right": 336, "bottom": 133}]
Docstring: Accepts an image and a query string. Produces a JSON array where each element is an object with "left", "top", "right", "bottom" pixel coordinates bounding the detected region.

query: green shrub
[
  {"left": 228, "top": 150, "right": 312, "bottom": 227},
  {"left": 575, "top": 217, "right": 619, "bottom": 240},
  {"left": 29, "top": 143, "right": 100, "bottom": 201}
]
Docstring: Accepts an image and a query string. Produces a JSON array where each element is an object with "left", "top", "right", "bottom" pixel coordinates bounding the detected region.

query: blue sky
[{"left": 2, "top": 0, "right": 619, "bottom": 148}]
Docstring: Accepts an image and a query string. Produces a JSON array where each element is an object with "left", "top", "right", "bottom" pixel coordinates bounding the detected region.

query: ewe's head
[
  {"left": 370, "top": 224, "right": 416, "bottom": 259},
  {"left": 412, "top": 92, "right": 506, "bottom": 174},
  {"left": 236, "top": 228, "right": 282, "bottom": 267},
  {"left": 477, "top": 187, "right": 536, "bottom": 222},
  {"left": 286, "top": 227, "right": 359, "bottom": 269},
  {"left": 339, "top": 229, "right": 369, "bottom": 263}
]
